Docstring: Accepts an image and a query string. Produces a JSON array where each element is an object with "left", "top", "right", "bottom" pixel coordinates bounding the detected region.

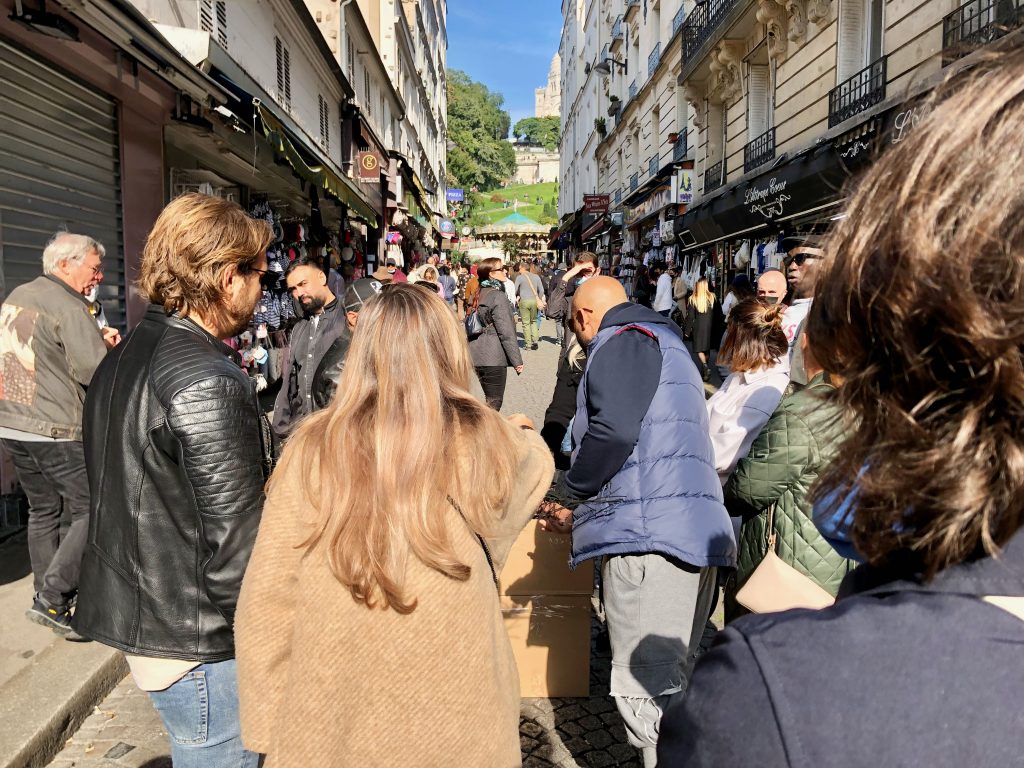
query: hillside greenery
[
  {"left": 446, "top": 69, "right": 517, "bottom": 190},
  {"left": 512, "top": 116, "right": 561, "bottom": 152}
]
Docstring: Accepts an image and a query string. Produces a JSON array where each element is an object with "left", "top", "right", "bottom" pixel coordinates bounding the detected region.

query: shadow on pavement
[{"left": 0, "top": 533, "right": 32, "bottom": 587}]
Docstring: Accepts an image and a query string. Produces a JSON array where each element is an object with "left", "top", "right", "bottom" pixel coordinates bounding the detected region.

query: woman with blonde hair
[
  {"left": 236, "top": 284, "right": 553, "bottom": 766},
  {"left": 706, "top": 297, "right": 790, "bottom": 485},
  {"left": 686, "top": 277, "right": 724, "bottom": 380}
]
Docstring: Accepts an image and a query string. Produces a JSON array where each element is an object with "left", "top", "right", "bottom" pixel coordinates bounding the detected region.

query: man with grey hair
[{"left": 0, "top": 232, "right": 118, "bottom": 637}]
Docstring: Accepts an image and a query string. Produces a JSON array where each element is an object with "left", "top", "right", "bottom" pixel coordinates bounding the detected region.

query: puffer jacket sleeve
[
  {"left": 724, "top": 406, "right": 814, "bottom": 520},
  {"left": 166, "top": 374, "right": 266, "bottom": 624}
]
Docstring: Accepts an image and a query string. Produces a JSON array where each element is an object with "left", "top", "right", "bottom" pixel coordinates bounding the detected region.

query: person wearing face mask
[
  {"left": 549, "top": 252, "right": 600, "bottom": 350},
  {"left": 781, "top": 234, "right": 827, "bottom": 385},
  {"left": 755, "top": 269, "right": 787, "bottom": 306}
]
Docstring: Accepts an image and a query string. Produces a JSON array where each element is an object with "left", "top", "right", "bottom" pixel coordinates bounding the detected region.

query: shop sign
[
  {"left": 447, "top": 188, "right": 465, "bottom": 202},
  {"left": 357, "top": 151, "right": 383, "bottom": 181},
  {"left": 624, "top": 185, "right": 672, "bottom": 226},
  {"left": 886, "top": 101, "right": 930, "bottom": 146},
  {"left": 584, "top": 194, "right": 610, "bottom": 213},
  {"left": 439, "top": 219, "right": 456, "bottom": 236},
  {"left": 674, "top": 170, "right": 694, "bottom": 205},
  {"left": 744, "top": 177, "right": 791, "bottom": 219}
]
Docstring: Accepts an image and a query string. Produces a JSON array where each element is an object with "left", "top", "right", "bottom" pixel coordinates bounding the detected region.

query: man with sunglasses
[
  {"left": 781, "top": 234, "right": 827, "bottom": 385},
  {"left": 272, "top": 254, "right": 349, "bottom": 438}
]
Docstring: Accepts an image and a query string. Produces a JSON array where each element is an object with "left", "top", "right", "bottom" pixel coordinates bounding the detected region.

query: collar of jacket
[
  {"left": 43, "top": 274, "right": 92, "bottom": 307},
  {"left": 740, "top": 357, "right": 790, "bottom": 384},
  {"left": 843, "top": 526, "right": 1024, "bottom": 601},
  {"left": 144, "top": 305, "right": 243, "bottom": 366}
]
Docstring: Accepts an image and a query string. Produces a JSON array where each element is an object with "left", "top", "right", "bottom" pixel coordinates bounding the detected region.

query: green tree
[
  {"left": 500, "top": 237, "right": 524, "bottom": 262},
  {"left": 512, "top": 116, "right": 561, "bottom": 151},
  {"left": 447, "top": 70, "right": 517, "bottom": 190}
]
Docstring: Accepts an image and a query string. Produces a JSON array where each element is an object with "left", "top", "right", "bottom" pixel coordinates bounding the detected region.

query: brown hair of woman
[
  {"left": 808, "top": 45, "right": 1024, "bottom": 578},
  {"left": 718, "top": 297, "right": 788, "bottom": 372}
]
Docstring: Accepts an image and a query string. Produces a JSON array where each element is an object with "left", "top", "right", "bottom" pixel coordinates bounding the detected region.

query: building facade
[
  {"left": 514, "top": 145, "right": 560, "bottom": 185},
  {"left": 536, "top": 52, "right": 562, "bottom": 117},
  {"left": 558, "top": 0, "right": 1023, "bottom": 278}
]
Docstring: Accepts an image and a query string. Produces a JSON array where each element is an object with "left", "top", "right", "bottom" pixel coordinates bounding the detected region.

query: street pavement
[{"left": 43, "top": 316, "right": 715, "bottom": 768}]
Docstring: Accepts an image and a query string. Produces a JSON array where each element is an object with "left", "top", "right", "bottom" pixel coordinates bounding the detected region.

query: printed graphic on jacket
[{"left": 0, "top": 304, "right": 38, "bottom": 405}]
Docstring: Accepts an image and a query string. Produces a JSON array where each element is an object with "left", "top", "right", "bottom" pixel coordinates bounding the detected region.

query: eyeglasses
[
  {"left": 783, "top": 252, "right": 824, "bottom": 267},
  {"left": 247, "top": 266, "right": 279, "bottom": 289}
]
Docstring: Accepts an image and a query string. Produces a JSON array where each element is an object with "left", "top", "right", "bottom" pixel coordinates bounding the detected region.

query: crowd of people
[{"left": 0, "top": 47, "right": 1021, "bottom": 767}]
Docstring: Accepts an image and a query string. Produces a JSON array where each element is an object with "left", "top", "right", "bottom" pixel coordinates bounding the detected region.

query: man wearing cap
[
  {"left": 781, "top": 234, "right": 826, "bottom": 385},
  {"left": 272, "top": 255, "right": 347, "bottom": 437},
  {"left": 311, "top": 278, "right": 382, "bottom": 409}
]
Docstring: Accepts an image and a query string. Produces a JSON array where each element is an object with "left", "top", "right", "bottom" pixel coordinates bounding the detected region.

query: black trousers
[
  {"left": 3, "top": 439, "right": 91, "bottom": 606},
  {"left": 475, "top": 366, "right": 508, "bottom": 411}
]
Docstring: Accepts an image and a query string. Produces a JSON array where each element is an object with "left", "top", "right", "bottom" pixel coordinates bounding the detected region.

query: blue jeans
[{"left": 149, "top": 659, "right": 259, "bottom": 768}]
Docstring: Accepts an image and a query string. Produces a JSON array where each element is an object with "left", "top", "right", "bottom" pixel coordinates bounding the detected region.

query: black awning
[{"left": 674, "top": 141, "right": 859, "bottom": 248}]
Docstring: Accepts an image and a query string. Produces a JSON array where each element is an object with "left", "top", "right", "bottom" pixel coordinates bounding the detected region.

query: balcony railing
[
  {"left": 630, "top": 173, "right": 639, "bottom": 192},
  {"left": 672, "top": 132, "right": 688, "bottom": 162},
  {"left": 628, "top": 79, "right": 639, "bottom": 101},
  {"left": 828, "top": 57, "right": 887, "bottom": 127},
  {"left": 703, "top": 160, "right": 725, "bottom": 193},
  {"left": 649, "top": 154, "right": 660, "bottom": 176},
  {"left": 744, "top": 127, "right": 776, "bottom": 172},
  {"left": 648, "top": 42, "right": 661, "bottom": 76},
  {"left": 681, "top": 0, "right": 743, "bottom": 61},
  {"left": 943, "top": 0, "right": 1023, "bottom": 63},
  {"left": 673, "top": 4, "right": 687, "bottom": 34},
  {"left": 612, "top": 15, "right": 624, "bottom": 40}
]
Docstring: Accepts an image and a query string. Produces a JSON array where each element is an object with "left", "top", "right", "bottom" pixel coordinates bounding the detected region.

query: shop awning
[
  {"left": 673, "top": 141, "right": 861, "bottom": 249},
  {"left": 255, "top": 104, "right": 378, "bottom": 224}
]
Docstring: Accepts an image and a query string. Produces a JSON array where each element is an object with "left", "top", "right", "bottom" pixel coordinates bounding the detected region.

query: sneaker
[
  {"left": 26, "top": 595, "right": 83, "bottom": 640},
  {"left": 531, "top": 343, "right": 539, "bottom": 350}
]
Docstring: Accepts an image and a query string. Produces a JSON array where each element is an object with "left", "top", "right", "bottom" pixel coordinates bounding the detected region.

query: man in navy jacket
[{"left": 542, "top": 277, "right": 735, "bottom": 766}]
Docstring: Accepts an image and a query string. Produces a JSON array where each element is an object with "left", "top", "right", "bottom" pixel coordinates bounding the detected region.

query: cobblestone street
[{"left": 48, "top": 324, "right": 648, "bottom": 768}]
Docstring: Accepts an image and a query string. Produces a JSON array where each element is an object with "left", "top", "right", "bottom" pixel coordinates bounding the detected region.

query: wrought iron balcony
[
  {"left": 681, "top": 0, "right": 743, "bottom": 62},
  {"left": 703, "top": 159, "right": 725, "bottom": 193},
  {"left": 943, "top": 0, "right": 1023, "bottom": 63},
  {"left": 628, "top": 79, "right": 639, "bottom": 100},
  {"left": 828, "top": 57, "right": 887, "bottom": 128},
  {"left": 648, "top": 42, "right": 661, "bottom": 77},
  {"left": 744, "top": 127, "right": 776, "bottom": 172},
  {"left": 648, "top": 154, "right": 660, "bottom": 176},
  {"left": 673, "top": 4, "right": 687, "bottom": 34},
  {"left": 630, "top": 173, "right": 639, "bottom": 192},
  {"left": 672, "top": 132, "right": 688, "bottom": 163},
  {"left": 612, "top": 15, "right": 624, "bottom": 40}
]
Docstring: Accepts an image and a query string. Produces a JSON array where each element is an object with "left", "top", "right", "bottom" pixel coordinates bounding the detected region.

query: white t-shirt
[
  {"left": 653, "top": 272, "right": 674, "bottom": 312},
  {"left": 706, "top": 358, "right": 791, "bottom": 484},
  {"left": 782, "top": 299, "right": 812, "bottom": 348}
]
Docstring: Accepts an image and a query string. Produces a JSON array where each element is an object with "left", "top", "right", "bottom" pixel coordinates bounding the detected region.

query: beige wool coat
[{"left": 235, "top": 424, "right": 554, "bottom": 767}]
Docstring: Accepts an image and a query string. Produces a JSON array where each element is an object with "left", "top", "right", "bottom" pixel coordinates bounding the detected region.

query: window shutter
[
  {"left": 747, "top": 64, "right": 770, "bottom": 137},
  {"left": 199, "top": 0, "right": 213, "bottom": 33},
  {"left": 275, "top": 37, "right": 291, "bottom": 110},
  {"left": 215, "top": 1, "right": 227, "bottom": 47},
  {"left": 318, "top": 95, "right": 330, "bottom": 152},
  {"left": 837, "top": 0, "right": 867, "bottom": 84}
]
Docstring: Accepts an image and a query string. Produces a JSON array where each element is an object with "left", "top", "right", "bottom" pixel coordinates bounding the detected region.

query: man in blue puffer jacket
[{"left": 542, "top": 277, "right": 735, "bottom": 767}]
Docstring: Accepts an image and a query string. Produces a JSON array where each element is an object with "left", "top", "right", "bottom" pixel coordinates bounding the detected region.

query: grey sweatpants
[{"left": 601, "top": 554, "right": 718, "bottom": 767}]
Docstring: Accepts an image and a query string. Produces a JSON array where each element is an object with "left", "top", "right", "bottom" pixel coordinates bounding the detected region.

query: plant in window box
[{"left": 595, "top": 116, "right": 607, "bottom": 136}]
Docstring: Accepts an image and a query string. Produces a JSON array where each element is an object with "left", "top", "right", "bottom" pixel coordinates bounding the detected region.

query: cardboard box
[
  {"left": 502, "top": 594, "right": 591, "bottom": 698},
  {"left": 501, "top": 521, "right": 594, "bottom": 596}
]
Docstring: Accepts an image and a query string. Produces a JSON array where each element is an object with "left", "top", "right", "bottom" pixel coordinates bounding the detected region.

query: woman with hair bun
[{"left": 705, "top": 298, "right": 790, "bottom": 485}]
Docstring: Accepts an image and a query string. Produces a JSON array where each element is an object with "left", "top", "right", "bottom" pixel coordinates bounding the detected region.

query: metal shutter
[{"left": 0, "top": 39, "right": 125, "bottom": 327}]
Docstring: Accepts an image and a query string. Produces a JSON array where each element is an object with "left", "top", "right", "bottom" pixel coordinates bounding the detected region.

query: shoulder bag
[
  {"left": 464, "top": 291, "right": 488, "bottom": 339},
  {"left": 524, "top": 273, "right": 545, "bottom": 312},
  {"left": 736, "top": 504, "right": 835, "bottom": 613},
  {"left": 448, "top": 496, "right": 497, "bottom": 589}
]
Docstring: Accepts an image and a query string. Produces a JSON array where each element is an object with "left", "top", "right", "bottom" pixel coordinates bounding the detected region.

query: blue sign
[
  {"left": 446, "top": 188, "right": 465, "bottom": 203},
  {"left": 439, "top": 219, "right": 456, "bottom": 236}
]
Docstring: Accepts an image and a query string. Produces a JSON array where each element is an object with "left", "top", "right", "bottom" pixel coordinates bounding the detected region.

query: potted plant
[{"left": 595, "top": 116, "right": 607, "bottom": 136}]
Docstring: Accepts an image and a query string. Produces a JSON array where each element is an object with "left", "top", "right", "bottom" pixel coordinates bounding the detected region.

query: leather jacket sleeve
[
  {"left": 166, "top": 374, "right": 266, "bottom": 624},
  {"left": 312, "top": 332, "right": 351, "bottom": 409}
]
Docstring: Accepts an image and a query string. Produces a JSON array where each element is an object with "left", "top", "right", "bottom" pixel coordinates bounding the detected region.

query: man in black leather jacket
[{"left": 74, "top": 194, "right": 273, "bottom": 768}]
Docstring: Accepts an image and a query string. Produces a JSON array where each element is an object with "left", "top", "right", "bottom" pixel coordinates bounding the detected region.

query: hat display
[{"left": 344, "top": 278, "right": 384, "bottom": 312}]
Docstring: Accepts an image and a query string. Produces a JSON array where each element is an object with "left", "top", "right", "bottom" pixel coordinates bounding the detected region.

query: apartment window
[
  {"left": 707, "top": 101, "right": 725, "bottom": 163},
  {"left": 318, "top": 95, "right": 330, "bottom": 153},
  {"left": 364, "top": 70, "right": 372, "bottom": 119},
  {"left": 199, "top": 0, "right": 228, "bottom": 48},
  {"left": 275, "top": 36, "right": 291, "bottom": 111},
  {"left": 746, "top": 63, "right": 773, "bottom": 138},
  {"left": 837, "top": 0, "right": 885, "bottom": 83}
]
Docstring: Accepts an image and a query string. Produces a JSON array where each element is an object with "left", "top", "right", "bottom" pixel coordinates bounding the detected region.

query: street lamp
[{"left": 593, "top": 58, "right": 628, "bottom": 77}]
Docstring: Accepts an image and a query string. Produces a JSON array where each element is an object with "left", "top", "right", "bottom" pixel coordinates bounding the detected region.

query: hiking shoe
[
  {"left": 531, "top": 343, "right": 539, "bottom": 350},
  {"left": 26, "top": 595, "right": 82, "bottom": 639}
]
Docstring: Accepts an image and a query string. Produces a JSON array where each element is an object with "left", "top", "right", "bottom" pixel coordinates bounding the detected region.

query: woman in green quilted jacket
[{"left": 722, "top": 332, "right": 856, "bottom": 622}]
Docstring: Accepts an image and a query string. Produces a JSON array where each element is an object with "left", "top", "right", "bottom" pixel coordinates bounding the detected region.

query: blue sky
[{"left": 447, "top": 2, "right": 562, "bottom": 134}]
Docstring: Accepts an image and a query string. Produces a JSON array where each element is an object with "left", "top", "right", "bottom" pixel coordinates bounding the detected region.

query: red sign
[
  {"left": 357, "top": 151, "right": 382, "bottom": 181},
  {"left": 584, "top": 194, "right": 610, "bottom": 213}
]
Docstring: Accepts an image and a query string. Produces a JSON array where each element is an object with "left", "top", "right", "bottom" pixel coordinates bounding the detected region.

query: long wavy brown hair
[
  {"left": 808, "top": 46, "right": 1024, "bottom": 578},
  {"left": 272, "top": 284, "right": 518, "bottom": 612}
]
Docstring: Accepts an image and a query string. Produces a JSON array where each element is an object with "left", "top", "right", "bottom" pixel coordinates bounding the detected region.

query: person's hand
[
  {"left": 506, "top": 413, "right": 534, "bottom": 430},
  {"left": 563, "top": 263, "right": 587, "bottom": 281},
  {"left": 537, "top": 501, "right": 573, "bottom": 534},
  {"left": 514, "top": 364, "right": 524, "bottom": 376},
  {"left": 101, "top": 326, "right": 121, "bottom": 348}
]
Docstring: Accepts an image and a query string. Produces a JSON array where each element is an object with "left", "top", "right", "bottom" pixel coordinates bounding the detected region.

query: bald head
[
  {"left": 757, "top": 270, "right": 787, "bottom": 304},
  {"left": 572, "top": 276, "right": 628, "bottom": 346}
]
